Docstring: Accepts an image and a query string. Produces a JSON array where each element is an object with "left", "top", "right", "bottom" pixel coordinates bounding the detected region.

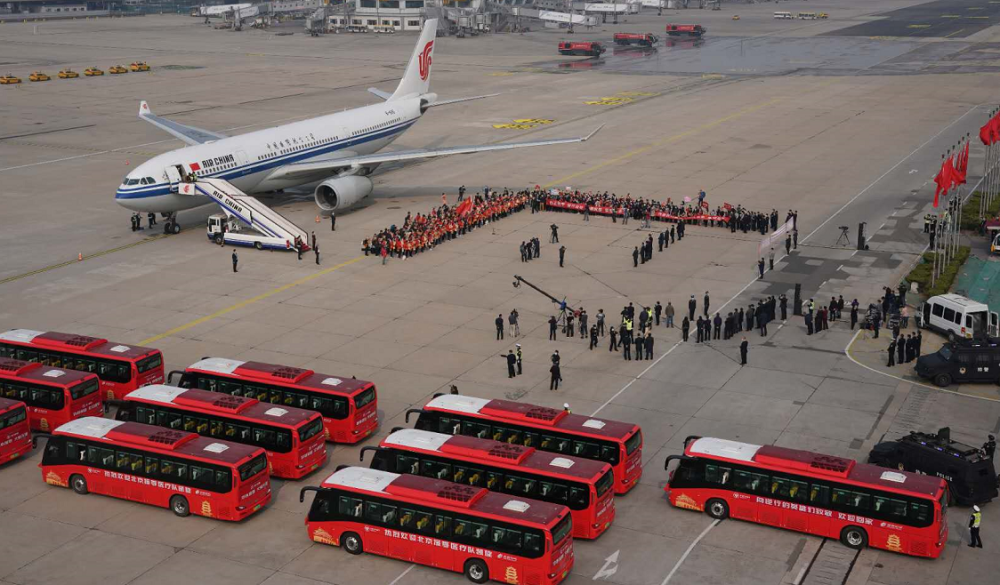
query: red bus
[
  {"left": 362, "top": 428, "right": 615, "bottom": 539},
  {"left": 0, "top": 329, "right": 164, "bottom": 401},
  {"left": 0, "top": 397, "right": 32, "bottom": 464},
  {"left": 39, "top": 416, "right": 271, "bottom": 520},
  {"left": 114, "top": 385, "right": 327, "bottom": 479},
  {"left": 665, "top": 436, "right": 949, "bottom": 558},
  {"left": 170, "top": 358, "right": 378, "bottom": 443},
  {"left": 0, "top": 358, "right": 103, "bottom": 432},
  {"left": 300, "top": 466, "right": 574, "bottom": 584},
  {"left": 558, "top": 41, "right": 605, "bottom": 56},
  {"left": 406, "top": 395, "right": 642, "bottom": 495}
]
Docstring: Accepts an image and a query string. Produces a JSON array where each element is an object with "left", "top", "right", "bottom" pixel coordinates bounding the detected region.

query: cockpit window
[
  {"left": 145, "top": 177, "right": 156, "bottom": 184},
  {"left": 126, "top": 179, "right": 140, "bottom": 186},
  {"left": 140, "top": 178, "right": 149, "bottom": 185}
]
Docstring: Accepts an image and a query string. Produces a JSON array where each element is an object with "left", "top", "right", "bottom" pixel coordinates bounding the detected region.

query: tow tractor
[{"left": 178, "top": 178, "right": 310, "bottom": 252}]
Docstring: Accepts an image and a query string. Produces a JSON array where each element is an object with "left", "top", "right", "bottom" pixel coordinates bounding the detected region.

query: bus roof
[
  {"left": 0, "top": 396, "right": 26, "bottom": 414},
  {"left": 687, "top": 437, "right": 944, "bottom": 497},
  {"left": 322, "top": 466, "right": 567, "bottom": 527},
  {"left": 188, "top": 357, "right": 373, "bottom": 396},
  {"left": 424, "top": 395, "right": 638, "bottom": 440},
  {"left": 0, "top": 358, "right": 96, "bottom": 386},
  {"left": 126, "top": 385, "right": 319, "bottom": 428},
  {"left": 383, "top": 429, "right": 609, "bottom": 481},
  {"left": 55, "top": 417, "right": 262, "bottom": 465},
  {"left": 0, "top": 329, "right": 159, "bottom": 360}
]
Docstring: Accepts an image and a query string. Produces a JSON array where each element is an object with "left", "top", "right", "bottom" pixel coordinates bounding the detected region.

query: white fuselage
[{"left": 115, "top": 98, "right": 422, "bottom": 213}]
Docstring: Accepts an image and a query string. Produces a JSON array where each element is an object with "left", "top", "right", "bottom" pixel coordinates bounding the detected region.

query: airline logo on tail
[{"left": 419, "top": 41, "right": 434, "bottom": 81}]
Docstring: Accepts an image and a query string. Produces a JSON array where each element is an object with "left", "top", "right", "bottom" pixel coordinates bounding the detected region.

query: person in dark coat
[
  {"left": 780, "top": 294, "right": 788, "bottom": 321},
  {"left": 688, "top": 295, "right": 697, "bottom": 321},
  {"left": 740, "top": 337, "right": 748, "bottom": 365},
  {"left": 549, "top": 363, "right": 562, "bottom": 390},
  {"left": 696, "top": 316, "right": 704, "bottom": 343},
  {"left": 232, "top": 249, "right": 238, "bottom": 273},
  {"left": 887, "top": 339, "right": 896, "bottom": 367},
  {"left": 644, "top": 333, "right": 653, "bottom": 359},
  {"left": 609, "top": 327, "right": 618, "bottom": 351},
  {"left": 634, "top": 333, "right": 644, "bottom": 361},
  {"left": 713, "top": 313, "right": 722, "bottom": 340},
  {"left": 504, "top": 350, "right": 517, "bottom": 378},
  {"left": 897, "top": 334, "right": 906, "bottom": 364},
  {"left": 682, "top": 317, "right": 690, "bottom": 342},
  {"left": 496, "top": 314, "right": 505, "bottom": 340}
]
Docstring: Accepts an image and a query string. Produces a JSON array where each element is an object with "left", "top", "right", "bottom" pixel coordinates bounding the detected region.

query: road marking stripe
[
  {"left": 139, "top": 255, "right": 363, "bottom": 345},
  {"left": 660, "top": 519, "right": 720, "bottom": 585},
  {"left": 542, "top": 97, "right": 785, "bottom": 189},
  {"left": 0, "top": 234, "right": 170, "bottom": 286},
  {"left": 387, "top": 565, "right": 415, "bottom": 585}
]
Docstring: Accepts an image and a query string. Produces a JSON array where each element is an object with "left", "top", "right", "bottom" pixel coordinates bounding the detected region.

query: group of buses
[{"left": 0, "top": 328, "right": 951, "bottom": 584}]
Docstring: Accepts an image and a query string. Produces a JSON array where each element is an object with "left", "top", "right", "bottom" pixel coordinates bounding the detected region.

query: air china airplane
[{"left": 115, "top": 18, "right": 600, "bottom": 234}]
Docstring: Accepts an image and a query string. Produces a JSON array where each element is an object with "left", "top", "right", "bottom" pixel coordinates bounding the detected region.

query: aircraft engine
[{"left": 313, "top": 176, "right": 373, "bottom": 211}]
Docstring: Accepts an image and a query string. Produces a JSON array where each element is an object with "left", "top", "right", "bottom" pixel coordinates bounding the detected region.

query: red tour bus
[
  {"left": 0, "top": 329, "right": 164, "bottom": 401},
  {"left": 170, "top": 358, "right": 378, "bottom": 443},
  {"left": 115, "top": 385, "right": 327, "bottom": 479},
  {"left": 665, "top": 437, "right": 949, "bottom": 558},
  {"left": 361, "top": 428, "right": 615, "bottom": 539},
  {"left": 407, "top": 395, "right": 642, "bottom": 495},
  {"left": 0, "top": 397, "right": 32, "bottom": 464},
  {"left": 300, "top": 466, "right": 575, "bottom": 584},
  {"left": 0, "top": 358, "right": 102, "bottom": 432},
  {"left": 39, "top": 416, "right": 271, "bottom": 520}
]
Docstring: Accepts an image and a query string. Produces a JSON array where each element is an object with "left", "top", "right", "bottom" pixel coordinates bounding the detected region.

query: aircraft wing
[
  {"left": 138, "top": 101, "right": 228, "bottom": 146},
  {"left": 267, "top": 125, "right": 604, "bottom": 182}
]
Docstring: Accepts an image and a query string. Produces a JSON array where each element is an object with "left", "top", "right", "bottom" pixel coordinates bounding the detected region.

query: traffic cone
[
  {"left": 315, "top": 215, "right": 321, "bottom": 223},
  {"left": 78, "top": 253, "right": 83, "bottom": 261},
  {"left": 125, "top": 159, "right": 129, "bottom": 166}
]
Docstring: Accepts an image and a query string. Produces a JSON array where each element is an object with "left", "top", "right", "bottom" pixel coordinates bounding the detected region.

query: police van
[
  {"left": 869, "top": 427, "right": 998, "bottom": 506},
  {"left": 915, "top": 339, "right": 1000, "bottom": 387}
]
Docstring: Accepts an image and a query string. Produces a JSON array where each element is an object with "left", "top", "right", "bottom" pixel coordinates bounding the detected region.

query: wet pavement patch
[{"left": 823, "top": 0, "right": 1000, "bottom": 39}]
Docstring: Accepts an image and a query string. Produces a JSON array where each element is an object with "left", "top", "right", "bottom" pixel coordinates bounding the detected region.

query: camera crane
[{"left": 513, "top": 275, "right": 575, "bottom": 333}]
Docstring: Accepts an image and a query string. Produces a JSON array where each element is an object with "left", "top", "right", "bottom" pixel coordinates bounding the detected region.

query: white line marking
[
  {"left": 387, "top": 565, "right": 415, "bottom": 585},
  {"left": 843, "top": 329, "right": 1000, "bottom": 403},
  {"left": 793, "top": 565, "right": 808, "bottom": 585},
  {"left": 660, "top": 519, "right": 720, "bottom": 585},
  {"left": 802, "top": 103, "right": 982, "bottom": 244},
  {"left": 591, "top": 340, "right": 681, "bottom": 416}
]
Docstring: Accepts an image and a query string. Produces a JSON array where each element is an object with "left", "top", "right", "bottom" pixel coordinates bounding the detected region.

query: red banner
[{"left": 545, "top": 199, "right": 729, "bottom": 222}]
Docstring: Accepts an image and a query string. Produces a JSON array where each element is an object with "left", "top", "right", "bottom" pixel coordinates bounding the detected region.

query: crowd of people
[{"left": 361, "top": 187, "right": 529, "bottom": 261}]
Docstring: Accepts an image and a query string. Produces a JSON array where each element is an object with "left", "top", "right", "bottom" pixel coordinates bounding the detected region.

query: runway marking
[
  {"left": 591, "top": 339, "right": 681, "bottom": 416},
  {"left": 139, "top": 255, "right": 364, "bottom": 345},
  {"left": 660, "top": 519, "right": 720, "bottom": 585},
  {"left": 0, "top": 234, "right": 169, "bottom": 286},
  {"left": 386, "top": 565, "right": 415, "bottom": 585},
  {"left": 542, "top": 97, "right": 784, "bottom": 189}
]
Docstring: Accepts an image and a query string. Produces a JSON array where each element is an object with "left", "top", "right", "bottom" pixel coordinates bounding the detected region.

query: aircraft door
[
  {"left": 164, "top": 165, "right": 183, "bottom": 191},
  {"left": 236, "top": 150, "right": 250, "bottom": 176}
]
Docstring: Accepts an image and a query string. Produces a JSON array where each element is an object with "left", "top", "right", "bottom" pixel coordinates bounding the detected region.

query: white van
[
  {"left": 920, "top": 294, "right": 998, "bottom": 341},
  {"left": 774, "top": 11, "right": 793, "bottom": 19}
]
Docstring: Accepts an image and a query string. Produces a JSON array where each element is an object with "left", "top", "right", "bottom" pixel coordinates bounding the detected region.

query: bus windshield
[
  {"left": 595, "top": 470, "right": 614, "bottom": 498},
  {"left": 239, "top": 454, "right": 268, "bottom": 481},
  {"left": 552, "top": 515, "right": 573, "bottom": 545},
  {"left": 354, "top": 387, "right": 376, "bottom": 409},
  {"left": 298, "top": 418, "right": 324, "bottom": 442},
  {"left": 70, "top": 378, "right": 100, "bottom": 401}
]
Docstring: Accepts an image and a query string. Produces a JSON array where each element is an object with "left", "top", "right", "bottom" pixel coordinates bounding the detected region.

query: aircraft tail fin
[{"left": 389, "top": 19, "right": 438, "bottom": 101}]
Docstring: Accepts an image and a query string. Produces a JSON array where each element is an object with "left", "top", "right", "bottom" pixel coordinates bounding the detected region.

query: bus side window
[
  {"left": 523, "top": 431, "right": 539, "bottom": 447},
  {"left": 209, "top": 420, "right": 224, "bottom": 437},
  {"left": 435, "top": 515, "right": 452, "bottom": 537},
  {"left": 421, "top": 460, "right": 452, "bottom": 480},
  {"left": 909, "top": 502, "right": 930, "bottom": 525},
  {"left": 462, "top": 421, "right": 490, "bottom": 439},
  {"left": 413, "top": 510, "right": 433, "bottom": 534},
  {"left": 67, "top": 441, "right": 84, "bottom": 462},
  {"left": 438, "top": 417, "right": 458, "bottom": 435},
  {"left": 399, "top": 507, "right": 415, "bottom": 529},
  {"left": 809, "top": 484, "right": 829, "bottom": 506},
  {"left": 542, "top": 434, "right": 571, "bottom": 453},
  {"left": 89, "top": 446, "right": 114, "bottom": 467},
  {"left": 129, "top": 453, "right": 143, "bottom": 472},
  {"left": 569, "top": 485, "right": 587, "bottom": 507},
  {"left": 269, "top": 388, "right": 283, "bottom": 404},
  {"left": 159, "top": 410, "right": 181, "bottom": 430},
  {"left": 339, "top": 496, "right": 363, "bottom": 518},
  {"left": 145, "top": 456, "right": 158, "bottom": 476},
  {"left": 524, "top": 531, "right": 543, "bottom": 555},
  {"left": 135, "top": 406, "right": 155, "bottom": 425},
  {"left": 196, "top": 376, "right": 216, "bottom": 392},
  {"left": 491, "top": 527, "right": 522, "bottom": 551},
  {"left": 540, "top": 481, "right": 569, "bottom": 503},
  {"left": 276, "top": 430, "right": 291, "bottom": 451},
  {"left": 216, "top": 470, "right": 231, "bottom": 489},
  {"left": 219, "top": 380, "right": 244, "bottom": 397},
  {"left": 191, "top": 465, "right": 216, "bottom": 490},
  {"left": 505, "top": 474, "right": 536, "bottom": 495},
  {"left": 253, "top": 428, "right": 276, "bottom": 449},
  {"left": 485, "top": 471, "right": 501, "bottom": 490},
  {"left": 572, "top": 440, "right": 600, "bottom": 459},
  {"left": 116, "top": 451, "right": 130, "bottom": 470},
  {"left": 397, "top": 455, "right": 420, "bottom": 475}
]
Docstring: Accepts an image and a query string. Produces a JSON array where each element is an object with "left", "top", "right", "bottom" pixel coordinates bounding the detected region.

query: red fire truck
[
  {"left": 558, "top": 41, "right": 605, "bottom": 57},
  {"left": 665, "top": 24, "right": 706, "bottom": 37},
  {"left": 613, "top": 33, "right": 659, "bottom": 46}
]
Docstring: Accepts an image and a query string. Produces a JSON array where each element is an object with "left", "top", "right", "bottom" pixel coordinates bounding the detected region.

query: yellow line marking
[
  {"left": 945, "top": 28, "right": 967, "bottom": 37},
  {"left": 907, "top": 24, "right": 931, "bottom": 28},
  {"left": 0, "top": 235, "right": 169, "bottom": 286},
  {"left": 139, "top": 256, "right": 364, "bottom": 346},
  {"left": 543, "top": 96, "right": 784, "bottom": 188},
  {"left": 941, "top": 14, "right": 961, "bottom": 18}
]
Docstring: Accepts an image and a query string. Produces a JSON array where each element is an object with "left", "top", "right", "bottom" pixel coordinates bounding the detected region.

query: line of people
[{"left": 887, "top": 332, "right": 923, "bottom": 367}]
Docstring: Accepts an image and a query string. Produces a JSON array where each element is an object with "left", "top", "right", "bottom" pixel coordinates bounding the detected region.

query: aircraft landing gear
[{"left": 163, "top": 213, "right": 181, "bottom": 235}]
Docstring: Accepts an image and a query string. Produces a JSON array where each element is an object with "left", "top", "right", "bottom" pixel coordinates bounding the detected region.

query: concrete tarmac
[{"left": 2, "top": 5, "right": 1000, "bottom": 585}]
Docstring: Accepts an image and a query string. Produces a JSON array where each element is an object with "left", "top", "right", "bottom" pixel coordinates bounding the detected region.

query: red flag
[
  {"left": 991, "top": 114, "right": 1000, "bottom": 144},
  {"left": 981, "top": 120, "right": 993, "bottom": 146},
  {"left": 953, "top": 146, "right": 967, "bottom": 186},
  {"left": 455, "top": 199, "right": 473, "bottom": 216},
  {"left": 933, "top": 158, "right": 952, "bottom": 208}
]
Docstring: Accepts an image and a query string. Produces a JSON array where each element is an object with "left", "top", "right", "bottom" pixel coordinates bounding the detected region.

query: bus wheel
[
  {"left": 934, "top": 373, "right": 952, "bottom": 387},
  {"left": 464, "top": 559, "right": 489, "bottom": 584},
  {"left": 342, "top": 532, "right": 363, "bottom": 555},
  {"left": 705, "top": 498, "right": 729, "bottom": 520},
  {"left": 70, "top": 474, "right": 88, "bottom": 495},
  {"left": 254, "top": 241, "right": 263, "bottom": 250},
  {"left": 170, "top": 495, "right": 190, "bottom": 517},
  {"left": 840, "top": 526, "right": 868, "bottom": 550}
]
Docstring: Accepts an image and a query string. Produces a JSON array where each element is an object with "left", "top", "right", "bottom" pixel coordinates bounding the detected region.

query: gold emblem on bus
[
  {"left": 107, "top": 390, "right": 115, "bottom": 401},
  {"left": 201, "top": 501, "right": 213, "bottom": 517},
  {"left": 40, "top": 418, "right": 49, "bottom": 431},
  {"left": 674, "top": 494, "right": 701, "bottom": 511},
  {"left": 886, "top": 534, "right": 902, "bottom": 552},
  {"left": 312, "top": 528, "right": 336, "bottom": 545},
  {"left": 44, "top": 471, "right": 67, "bottom": 487},
  {"left": 504, "top": 566, "right": 518, "bottom": 584}
]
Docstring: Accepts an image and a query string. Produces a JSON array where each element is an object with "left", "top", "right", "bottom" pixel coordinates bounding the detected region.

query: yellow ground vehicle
[
  {"left": 109, "top": 65, "right": 128, "bottom": 74},
  {"left": 0, "top": 74, "right": 22, "bottom": 84},
  {"left": 29, "top": 71, "right": 51, "bottom": 82},
  {"left": 130, "top": 61, "right": 150, "bottom": 72},
  {"left": 58, "top": 69, "right": 79, "bottom": 79},
  {"left": 818, "top": 12, "right": 829, "bottom": 18},
  {"left": 84, "top": 67, "right": 104, "bottom": 76}
]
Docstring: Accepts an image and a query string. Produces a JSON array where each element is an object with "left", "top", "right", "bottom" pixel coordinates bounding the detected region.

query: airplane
[{"left": 115, "top": 18, "right": 601, "bottom": 234}]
